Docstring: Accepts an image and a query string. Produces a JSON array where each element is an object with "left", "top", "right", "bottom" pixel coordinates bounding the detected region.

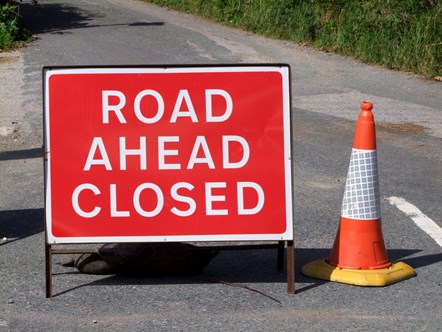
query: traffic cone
[{"left": 302, "top": 102, "right": 416, "bottom": 286}]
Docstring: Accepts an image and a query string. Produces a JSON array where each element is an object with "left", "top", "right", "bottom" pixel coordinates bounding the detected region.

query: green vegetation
[
  {"left": 0, "top": 1, "right": 20, "bottom": 49},
  {"left": 0, "top": 1, "right": 33, "bottom": 50},
  {"left": 146, "top": 0, "right": 441, "bottom": 77}
]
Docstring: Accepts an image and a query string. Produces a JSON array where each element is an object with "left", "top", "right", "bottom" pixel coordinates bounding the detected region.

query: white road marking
[{"left": 386, "top": 196, "right": 442, "bottom": 247}]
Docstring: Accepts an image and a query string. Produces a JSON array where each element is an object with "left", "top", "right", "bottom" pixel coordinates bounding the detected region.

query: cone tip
[{"left": 361, "top": 101, "right": 373, "bottom": 111}]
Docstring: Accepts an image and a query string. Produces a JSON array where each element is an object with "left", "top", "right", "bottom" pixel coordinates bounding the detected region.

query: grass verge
[{"left": 145, "top": 0, "right": 441, "bottom": 78}]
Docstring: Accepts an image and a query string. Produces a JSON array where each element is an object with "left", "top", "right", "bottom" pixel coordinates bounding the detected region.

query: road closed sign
[{"left": 44, "top": 65, "right": 293, "bottom": 244}]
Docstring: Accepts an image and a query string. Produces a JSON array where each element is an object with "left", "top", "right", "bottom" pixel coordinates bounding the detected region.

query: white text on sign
[{"left": 71, "top": 88, "right": 265, "bottom": 219}]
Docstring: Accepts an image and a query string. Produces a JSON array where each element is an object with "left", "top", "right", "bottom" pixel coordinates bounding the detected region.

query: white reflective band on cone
[{"left": 341, "top": 148, "right": 380, "bottom": 220}]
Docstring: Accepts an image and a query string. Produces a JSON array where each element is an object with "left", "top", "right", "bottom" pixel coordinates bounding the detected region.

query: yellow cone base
[{"left": 302, "top": 259, "right": 416, "bottom": 287}]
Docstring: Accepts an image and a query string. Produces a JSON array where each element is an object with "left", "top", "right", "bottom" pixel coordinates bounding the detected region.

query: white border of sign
[{"left": 43, "top": 65, "right": 293, "bottom": 244}]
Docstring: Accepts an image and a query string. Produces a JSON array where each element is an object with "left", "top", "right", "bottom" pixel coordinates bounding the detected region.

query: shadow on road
[
  {"left": 20, "top": 2, "right": 92, "bottom": 34},
  {"left": 400, "top": 252, "right": 442, "bottom": 269},
  {"left": 48, "top": 247, "right": 431, "bottom": 298},
  {"left": 0, "top": 208, "right": 44, "bottom": 245},
  {"left": 19, "top": 2, "right": 163, "bottom": 35},
  {"left": 0, "top": 147, "right": 42, "bottom": 161}
]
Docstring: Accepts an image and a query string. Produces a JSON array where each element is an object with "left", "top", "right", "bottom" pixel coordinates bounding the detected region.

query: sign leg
[
  {"left": 287, "top": 240, "right": 295, "bottom": 294},
  {"left": 45, "top": 244, "right": 52, "bottom": 298}
]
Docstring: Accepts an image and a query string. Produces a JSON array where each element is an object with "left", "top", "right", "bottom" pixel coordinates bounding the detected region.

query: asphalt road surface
[{"left": 1, "top": 0, "right": 441, "bottom": 331}]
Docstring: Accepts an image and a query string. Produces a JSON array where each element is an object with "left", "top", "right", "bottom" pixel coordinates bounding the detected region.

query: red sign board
[{"left": 44, "top": 65, "right": 293, "bottom": 244}]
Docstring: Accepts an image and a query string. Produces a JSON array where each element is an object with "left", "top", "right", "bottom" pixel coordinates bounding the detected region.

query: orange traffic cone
[{"left": 302, "top": 102, "right": 416, "bottom": 286}]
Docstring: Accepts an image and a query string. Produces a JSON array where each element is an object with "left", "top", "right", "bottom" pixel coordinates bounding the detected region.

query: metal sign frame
[{"left": 43, "top": 64, "right": 295, "bottom": 297}]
